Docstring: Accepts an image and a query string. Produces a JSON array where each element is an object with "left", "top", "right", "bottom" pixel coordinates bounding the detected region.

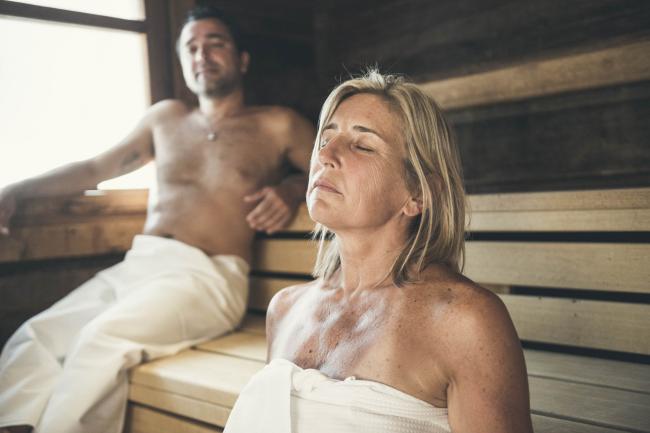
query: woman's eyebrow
[{"left": 353, "top": 125, "right": 386, "bottom": 141}]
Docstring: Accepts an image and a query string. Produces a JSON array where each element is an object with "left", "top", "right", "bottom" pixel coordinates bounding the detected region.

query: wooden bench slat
[
  {"left": 0, "top": 216, "right": 145, "bottom": 263},
  {"left": 531, "top": 413, "right": 630, "bottom": 433},
  {"left": 125, "top": 403, "right": 222, "bottom": 433},
  {"left": 249, "top": 276, "right": 311, "bottom": 311},
  {"left": 130, "top": 332, "right": 650, "bottom": 433},
  {"left": 197, "top": 332, "right": 267, "bottom": 362},
  {"left": 469, "top": 208, "right": 650, "bottom": 232},
  {"left": 418, "top": 40, "right": 650, "bottom": 109},
  {"left": 465, "top": 242, "right": 650, "bottom": 293},
  {"left": 253, "top": 240, "right": 650, "bottom": 294},
  {"left": 252, "top": 239, "right": 317, "bottom": 274},
  {"left": 468, "top": 188, "right": 650, "bottom": 212},
  {"left": 530, "top": 375, "right": 650, "bottom": 433},
  {"left": 502, "top": 294, "right": 650, "bottom": 355},
  {"left": 129, "top": 350, "right": 264, "bottom": 408},
  {"left": 525, "top": 349, "right": 650, "bottom": 394},
  {"left": 129, "top": 384, "right": 229, "bottom": 428},
  {"left": 239, "top": 313, "right": 266, "bottom": 335}
]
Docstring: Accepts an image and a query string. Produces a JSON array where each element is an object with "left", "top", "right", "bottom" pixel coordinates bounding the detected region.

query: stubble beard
[{"left": 199, "top": 70, "right": 242, "bottom": 99}]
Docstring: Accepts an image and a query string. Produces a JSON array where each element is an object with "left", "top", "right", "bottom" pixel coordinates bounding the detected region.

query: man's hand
[
  {"left": 0, "top": 188, "right": 17, "bottom": 236},
  {"left": 244, "top": 185, "right": 298, "bottom": 234}
]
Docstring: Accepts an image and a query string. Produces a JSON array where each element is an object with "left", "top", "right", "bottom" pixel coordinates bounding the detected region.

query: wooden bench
[
  {"left": 1, "top": 188, "right": 649, "bottom": 433},
  {"left": 122, "top": 187, "right": 650, "bottom": 433}
]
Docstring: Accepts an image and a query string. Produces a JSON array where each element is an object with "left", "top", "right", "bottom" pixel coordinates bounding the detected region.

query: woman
[{"left": 224, "top": 71, "right": 533, "bottom": 433}]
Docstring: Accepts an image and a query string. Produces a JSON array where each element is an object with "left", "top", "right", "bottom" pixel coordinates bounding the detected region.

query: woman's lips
[{"left": 313, "top": 179, "right": 341, "bottom": 194}]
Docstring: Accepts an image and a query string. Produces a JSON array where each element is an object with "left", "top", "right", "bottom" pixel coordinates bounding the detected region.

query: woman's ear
[{"left": 403, "top": 196, "right": 422, "bottom": 217}]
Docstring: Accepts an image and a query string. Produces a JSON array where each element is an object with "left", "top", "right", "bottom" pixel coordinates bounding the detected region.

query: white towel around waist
[{"left": 224, "top": 358, "right": 450, "bottom": 433}]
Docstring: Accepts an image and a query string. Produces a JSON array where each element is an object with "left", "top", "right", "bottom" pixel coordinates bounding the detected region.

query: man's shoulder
[
  {"left": 146, "top": 99, "right": 192, "bottom": 122},
  {"left": 248, "top": 105, "right": 308, "bottom": 128}
]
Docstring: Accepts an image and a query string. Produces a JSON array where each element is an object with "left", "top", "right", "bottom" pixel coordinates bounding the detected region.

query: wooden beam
[
  {"left": 419, "top": 40, "right": 650, "bottom": 109},
  {"left": 125, "top": 403, "right": 223, "bottom": 432},
  {"left": 525, "top": 349, "right": 650, "bottom": 394},
  {"left": 503, "top": 295, "right": 650, "bottom": 355},
  {"left": 0, "top": 216, "right": 145, "bottom": 263},
  {"left": 129, "top": 350, "right": 264, "bottom": 409},
  {"left": 465, "top": 242, "right": 650, "bottom": 293},
  {"left": 529, "top": 375, "right": 650, "bottom": 433}
]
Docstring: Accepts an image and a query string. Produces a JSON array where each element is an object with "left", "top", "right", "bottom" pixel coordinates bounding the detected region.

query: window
[{"left": 0, "top": 0, "right": 170, "bottom": 189}]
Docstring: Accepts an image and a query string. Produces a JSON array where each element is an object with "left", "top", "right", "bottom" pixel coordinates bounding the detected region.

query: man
[{"left": 0, "top": 6, "right": 314, "bottom": 433}]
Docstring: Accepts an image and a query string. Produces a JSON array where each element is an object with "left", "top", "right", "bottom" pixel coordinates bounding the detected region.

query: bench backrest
[
  {"left": 2, "top": 188, "right": 648, "bottom": 357},
  {"left": 251, "top": 188, "right": 650, "bottom": 357}
]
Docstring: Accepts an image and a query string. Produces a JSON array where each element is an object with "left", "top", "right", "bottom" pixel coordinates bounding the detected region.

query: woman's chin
[{"left": 307, "top": 200, "right": 340, "bottom": 229}]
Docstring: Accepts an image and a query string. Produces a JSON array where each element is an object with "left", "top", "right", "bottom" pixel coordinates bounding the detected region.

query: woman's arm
[{"left": 443, "top": 289, "right": 533, "bottom": 433}]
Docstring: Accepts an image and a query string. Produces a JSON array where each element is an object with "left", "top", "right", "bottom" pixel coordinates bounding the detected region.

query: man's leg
[
  {"left": 0, "top": 273, "right": 117, "bottom": 429},
  {"left": 36, "top": 262, "right": 248, "bottom": 433}
]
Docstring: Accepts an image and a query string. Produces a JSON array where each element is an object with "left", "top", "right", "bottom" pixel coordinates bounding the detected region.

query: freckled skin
[{"left": 267, "top": 94, "right": 533, "bottom": 433}]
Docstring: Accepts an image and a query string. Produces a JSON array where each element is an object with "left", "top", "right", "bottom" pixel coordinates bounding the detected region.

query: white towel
[{"left": 225, "top": 358, "right": 450, "bottom": 433}]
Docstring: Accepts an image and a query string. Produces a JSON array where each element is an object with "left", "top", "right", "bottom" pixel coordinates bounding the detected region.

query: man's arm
[
  {"left": 245, "top": 109, "right": 315, "bottom": 234},
  {"left": 0, "top": 104, "right": 159, "bottom": 235}
]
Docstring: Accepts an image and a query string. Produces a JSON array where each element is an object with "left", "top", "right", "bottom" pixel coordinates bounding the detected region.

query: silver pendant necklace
[{"left": 201, "top": 112, "right": 218, "bottom": 141}]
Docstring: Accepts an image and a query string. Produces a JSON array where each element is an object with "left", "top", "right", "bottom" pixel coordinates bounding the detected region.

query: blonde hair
[{"left": 312, "top": 70, "right": 467, "bottom": 286}]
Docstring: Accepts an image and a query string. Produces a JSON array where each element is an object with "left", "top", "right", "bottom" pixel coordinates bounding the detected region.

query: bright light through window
[
  {"left": 11, "top": 0, "right": 145, "bottom": 20},
  {"left": 0, "top": 16, "right": 154, "bottom": 190}
]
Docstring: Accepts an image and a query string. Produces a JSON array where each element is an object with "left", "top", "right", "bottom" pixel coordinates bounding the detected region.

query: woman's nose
[{"left": 317, "top": 136, "right": 342, "bottom": 168}]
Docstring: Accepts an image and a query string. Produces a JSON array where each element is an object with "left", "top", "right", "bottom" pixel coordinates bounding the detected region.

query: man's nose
[{"left": 193, "top": 46, "right": 207, "bottom": 63}]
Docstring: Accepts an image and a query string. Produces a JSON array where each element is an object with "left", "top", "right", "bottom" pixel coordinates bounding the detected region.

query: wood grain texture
[
  {"left": 128, "top": 386, "right": 228, "bottom": 429},
  {"left": 0, "top": 216, "right": 145, "bottom": 263},
  {"left": 129, "top": 349, "right": 264, "bottom": 409},
  {"left": 249, "top": 276, "right": 311, "bottom": 311},
  {"left": 125, "top": 403, "right": 223, "bottom": 433},
  {"left": 316, "top": 0, "right": 650, "bottom": 83},
  {"left": 465, "top": 242, "right": 650, "bottom": 293},
  {"left": 529, "top": 375, "right": 650, "bottom": 432},
  {"left": 502, "top": 294, "right": 650, "bottom": 354},
  {"left": 419, "top": 40, "right": 650, "bottom": 109},
  {"left": 531, "top": 414, "right": 632, "bottom": 433},
  {"left": 197, "top": 331, "right": 267, "bottom": 362},
  {"left": 525, "top": 349, "right": 650, "bottom": 394}
]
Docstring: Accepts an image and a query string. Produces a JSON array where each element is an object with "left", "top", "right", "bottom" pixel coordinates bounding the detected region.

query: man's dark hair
[{"left": 179, "top": 5, "right": 245, "bottom": 52}]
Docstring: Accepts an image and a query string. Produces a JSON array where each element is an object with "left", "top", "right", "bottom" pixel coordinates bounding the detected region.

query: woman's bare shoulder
[{"left": 266, "top": 279, "right": 319, "bottom": 326}]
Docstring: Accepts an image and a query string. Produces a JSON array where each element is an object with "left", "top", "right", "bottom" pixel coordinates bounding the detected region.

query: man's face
[{"left": 178, "top": 18, "right": 249, "bottom": 98}]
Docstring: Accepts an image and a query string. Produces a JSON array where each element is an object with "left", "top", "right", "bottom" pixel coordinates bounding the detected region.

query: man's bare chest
[{"left": 153, "top": 119, "right": 285, "bottom": 187}]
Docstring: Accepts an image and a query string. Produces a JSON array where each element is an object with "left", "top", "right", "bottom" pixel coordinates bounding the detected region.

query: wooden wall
[{"left": 313, "top": 0, "right": 650, "bottom": 193}]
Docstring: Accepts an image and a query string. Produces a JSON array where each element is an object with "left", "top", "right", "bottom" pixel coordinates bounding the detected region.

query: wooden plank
[
  {"left": 239, "top": 313, "right": 266, "bottom": 335},
  {"left": 419, "top": 40, "right": 650, "bottom": 109},
  {"left": 453, "top": 95, "right": 650, "bottom": 194},
  {"left": 252, "top": 239, "right": 317, "bottom": 274},
  {"left": 469, "top": 208, "right": 650, "bottom": 232},
  {"left": 468, "top": 188, "right": 650, "bottom": 212},
  {"left": 125, "top": 403, "right": 222, "bottom": 433},
  {"left": 318, "top": 1, "right": 650, "bottom": 87},
  {"left": 502, "top": 295, "right": 650, "bottom": 355},
  {"left": 283, "top": 204, "right": 313, "bottom": 232},
  {"left": 128, "top": 385, "right": 228, "bottom": 428},
  {"left": 525, "top": 349, "right": 650, "bottom": 394},
  {"left": 197, "top": 332, "right": 267, "bottom": 362},
  {"left": 129, "top": 349, "right": 264, "bottom": 409},
  {"left": 253, "top": 240, "right": 650, "bottom": 293},
  {"left": 465, "top": 242, "right": 650, "bottom": 293},
  {"left": 529, "top": 375, "right": 650, "bottom": 433},
  {"left": 0, "top": 216, "right": 144, "bottom": 263},
  {"left": 531, "top": 413, "right": 630, "bottom": 433},
  {"left": 249, "top": 276, "right": 311, "bottom": 311},
  {"left": 12, "top": 190, "right": 148, "bottom": 225}
]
